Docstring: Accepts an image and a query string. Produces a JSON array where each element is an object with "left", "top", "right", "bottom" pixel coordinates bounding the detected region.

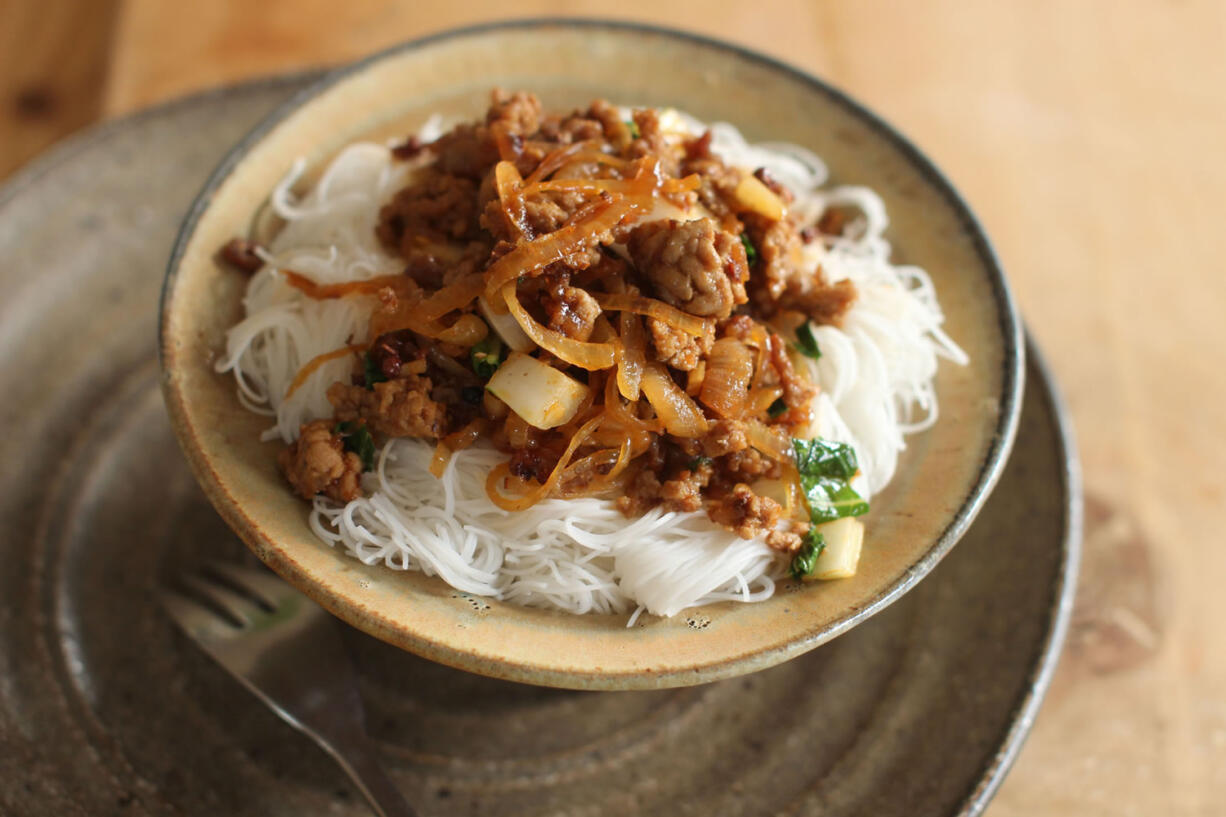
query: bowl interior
[{"left": 160, "top": 21, "right": 1021, "bottom": 690}]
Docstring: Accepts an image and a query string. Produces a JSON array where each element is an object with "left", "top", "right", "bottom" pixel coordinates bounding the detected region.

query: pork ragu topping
[{"left": 263, "top": 91, "right": 861, "bottom": 556}]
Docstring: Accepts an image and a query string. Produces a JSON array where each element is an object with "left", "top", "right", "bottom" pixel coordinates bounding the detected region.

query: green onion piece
[
  {"left": 687, "top": 455, "right": 714, "bottom": 470},
  {"left": 793, "top": 438, "right": 858, "bottom": 480},
  {"left": 803, "top": 477, "right": 870, "bottom": 523},
  {"left": 334, "top": 422, "right": 377, "bottom": 471},
  {"left": 625, "top": 119, "right": 641, "bottom": 139},
  {"left": 470, "top": 333, "right": 505, "bottom": 379},
  {"left": 790, "top": 528, "right": 826, "bottom": 580},
  {"left": 740, "top": 233, "right": 759, "bottom": 265},
  {"left": 793, "top": 437, "right": 869, "bottom": 524},
  {"left": 792, "top": 322, "right": 822, "bottom": 360},
  {"left": 767, "top": 398, "right": 788, "bottom": 418},
  {"left": 362, "top": 353, "right": 388, "bottom": 390}
]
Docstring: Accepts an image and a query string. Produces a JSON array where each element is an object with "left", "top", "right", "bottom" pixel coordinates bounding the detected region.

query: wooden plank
[
  {"left": 0, "top": 0, "right": 119, "bottom": 181},
  {"left": 104, "top": 0, "right": 827, "bottom": 115}
]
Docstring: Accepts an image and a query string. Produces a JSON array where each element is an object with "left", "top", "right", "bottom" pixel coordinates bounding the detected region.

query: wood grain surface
[{"left": 3, "top": 1, "right": 1224, "bottom": 814}]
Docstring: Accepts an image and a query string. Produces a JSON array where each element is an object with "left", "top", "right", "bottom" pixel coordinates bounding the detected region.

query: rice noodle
[{"left": 217, "top": 109, "right": 966, "bottom": 619}]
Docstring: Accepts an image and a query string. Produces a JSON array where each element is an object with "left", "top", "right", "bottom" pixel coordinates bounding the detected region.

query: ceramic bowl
[{"left": 160, "top": 20, "right": 1023, "bottom": 690}]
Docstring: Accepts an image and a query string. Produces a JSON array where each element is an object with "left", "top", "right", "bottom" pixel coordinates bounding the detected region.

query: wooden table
[{"left": 3, "top": 1, "right": 1223, "bottom": 813}]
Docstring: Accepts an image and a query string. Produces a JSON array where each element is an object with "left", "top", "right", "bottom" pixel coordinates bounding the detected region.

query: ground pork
[
  {"left": 278, "top": 420, "right": 364, "bottom": 503},
  {"left": 700, "top": 419, "right": 750, "bottom": 457},
  {"left": 327, "top": 376, "right": 447, "bottom": 439},
  {"left": 376, "top": 169, "right": 483, "bottom": 254},
  {"left": 628, "top": 217, "right": 749, "bottom": 319},
  {"left": 545, "top": 285, "right": 602, "bottom": 340},
  {"left": 647, "top": 317, "right": 714, "bottom": 371},
  {"left": 707, "top": 483, "right": 785, "bottom": 539}
]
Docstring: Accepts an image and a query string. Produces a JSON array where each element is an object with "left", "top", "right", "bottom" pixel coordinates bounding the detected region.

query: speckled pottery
[
  {"left": 0, "top": 66, "right": 1073, "bottom": 815},
  {"left": 157, "top": 21, "right": 1024, "bottom": 690}
]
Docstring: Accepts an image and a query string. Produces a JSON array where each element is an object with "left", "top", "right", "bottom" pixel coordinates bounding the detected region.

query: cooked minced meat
[
  {"left": 278, "top": 420, "right": 365, "bottom": 502},
  {"left": 269, "top": 90, "right": 864, "bottom": 547}
]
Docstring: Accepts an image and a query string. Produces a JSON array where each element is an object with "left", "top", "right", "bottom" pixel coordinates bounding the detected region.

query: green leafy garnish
[
  {"left": 790, "top": 528, "right": 826, "bottom": 580},
  {"left": 362, "top": 353, "right": 388, "bottom": 390},
  {"left": 334, "top": 422, "right": 377, "bottom": 471},
  {"left": 804, "top": 478, "right": 871, "bottom": 524},
  {"left": 792, "top": 322, "right": 822, "bottom": 360},
  {"left": 767, "top": 398, "right": 788, "bottom": 418},
  {"left": 740, "top": 233, "right": 759, "bottom": 265},
  {"left": 793, "top": 438, "right": 858, "bottom": 480},
  {"left": 470, "top": 334, "right": 505, "bottom": 379},
  {"left": 793, "top": 438, "right": 869, "bottom": 524},
  {"left": 625, "top": 119, "right": 641, "bottom": 139}
]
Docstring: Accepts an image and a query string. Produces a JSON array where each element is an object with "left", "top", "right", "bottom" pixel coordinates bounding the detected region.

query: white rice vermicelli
[{"left": 217, "top": 108, "right": 965, "bottom": 618}]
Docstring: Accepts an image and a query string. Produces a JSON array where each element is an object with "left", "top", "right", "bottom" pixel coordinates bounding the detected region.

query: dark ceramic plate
[
  {"left": 0, "top": 76, "right": 1075, "bottom": 816},
  {"left": 159, "top": 22, "right": 1023, "bottom": 688}
]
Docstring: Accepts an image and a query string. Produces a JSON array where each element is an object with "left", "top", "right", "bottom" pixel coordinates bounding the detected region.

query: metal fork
[{"left": 161, "top": 562, "right": 416, "bottom": 817}]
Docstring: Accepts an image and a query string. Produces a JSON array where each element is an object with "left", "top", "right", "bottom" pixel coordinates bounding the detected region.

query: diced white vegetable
[
  {"left": 733, "top": 174, "right": 785, "bottom": 220},
  {"left": 752, "top": 478, "right": 789, "bottom": 506},
  {"left": 805, "top": 517, "right": 864, "bottom": 580},
  {"left": 486, "top": 352, "right": 589, "bottom": 430},
  {"left": 478, "top": 295, "right": 534, "bottom": 352}
]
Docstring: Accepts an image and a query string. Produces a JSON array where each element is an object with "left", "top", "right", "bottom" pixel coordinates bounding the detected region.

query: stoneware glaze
[{"left": 159, "top": 21, "right": 1024, "bottom": 689}]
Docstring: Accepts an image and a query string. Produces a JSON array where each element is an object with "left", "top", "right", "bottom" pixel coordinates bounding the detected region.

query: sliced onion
[
  {"left": 417, "top": 274, "right": 484, "bottom": 320},
  {"left": 698, "top": 338, "right": 754, "bottom": 419},
  {"left": 615, "top": 311, "right": 646, "bottom": 400},
  {"left": 640, "top": 362, "right": 709, "bottom": 437},
  {"left": 283, "top": 344, "right": 362, "bottom": 399},
  {"left": 529, "top": 174, "right": 699, "bottom": 197},
  {"left": 686, "top": 360, "right": 706, "bottom": 396},
  {"left": 372, "top": 306, "right": 488, "bottom": 346},
  {"left": 485, "top": 414, "right": 604, "bottom": 511},
  {"left": 501, "top": 284, "right": 615, "bottom": 371},
  {"left": 600, "top": 372, "right": 659, "bottom": 454},
  {"left": 282, "top": 270, "right": 409, "bottom": 299},
  {"left": 493, "top": 160, "right": 529, "bottom": 241},
  {"left": 429, "top": 418, "right": 488, "bottom": 478},
  {"left": 748, "top": 385, "right": 784, "bottom": 416},
  {"left": 744, "top": 418, "right": 794, "bottom": 463},
  {"left": 524, "top": 140, "right": 604, "bottom": 184},
  {"left": 593, "top": 292, "right": 712, "bottom": 338},
  {"left": 483, "top": 196, "right": 633, "bottom": 299}
]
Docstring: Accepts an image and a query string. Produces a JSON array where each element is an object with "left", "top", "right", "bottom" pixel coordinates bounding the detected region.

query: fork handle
[{"left": 319, "top": 734, "right": 417, "bottom": 817}]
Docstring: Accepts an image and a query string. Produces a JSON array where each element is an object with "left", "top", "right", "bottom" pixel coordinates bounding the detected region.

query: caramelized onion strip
[
  {"left": 501, "top": 284, "right": 615, "bottom": 370},
  {"left": 556, "top": 435, "right": 633, "bottom": 497},
  {"left": 748, "top": 385, "right": 784, "bottom": 416},
  {"left": 615, "top": 311, "right": 647, "bottom": 400},
  {"left": 371, "top": 307, "right": 488, "bottom": 346},
  {"left": 640, "top": 362, "right": 709, "bottom": 437},
  {"left": 284, "top": 344, "right": 363, "bottom": 399},
  {"left": 524, "top": 140, "right": 602, "bottom": 184},
  {"left": 744, "top": 418, "right": 794, "bottom": 463},
  {"left": 483, "top": 195, "right": 632, "bottom": 299},
  {"left": 593, "top": 292, "right": 712, "bottom": 338},
  {"left": 698, "top": 338, "right": 754, "bottom": 419},
  {"left": 429, "top": 418, "right": 488, "bottom": 478},
  {"left": 282, "top": 270, "right": 407, "bottom": 299},
  {"left": 493, "top": 160, "right": 530, "bottom": 241},
  {"left": 527, "top": 174, "right": 699, "bottom": 197},
  {"left": 417, "top": 274, "right": 484, "bottom": 320},
  {"left": 484, "top": 414, "right": 604, "bottom": 511}
]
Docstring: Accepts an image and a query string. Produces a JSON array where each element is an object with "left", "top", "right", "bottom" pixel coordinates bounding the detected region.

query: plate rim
[{"left": 955, "top": 336, "right": 1081, "bottom": 816}]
